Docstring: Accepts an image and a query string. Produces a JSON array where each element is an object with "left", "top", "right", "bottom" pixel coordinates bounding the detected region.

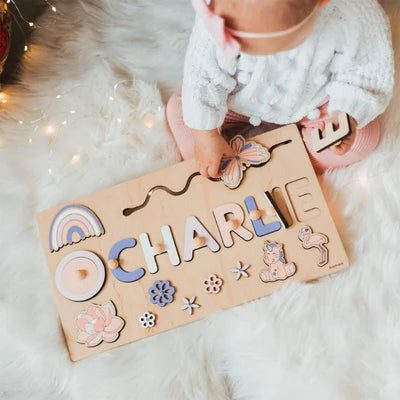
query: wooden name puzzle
[{"left": 36, "top": 124, "right": 349, "bottom": 361}]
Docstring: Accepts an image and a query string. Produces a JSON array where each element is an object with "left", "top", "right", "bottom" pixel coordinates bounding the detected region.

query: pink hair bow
[{"left": 192, "top": 0, "right": 241, "bottom": 59}]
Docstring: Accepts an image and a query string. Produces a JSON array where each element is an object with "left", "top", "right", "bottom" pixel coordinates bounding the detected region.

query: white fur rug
[{"left": 1, "top": 1, "right": 399, "bottom": 399}]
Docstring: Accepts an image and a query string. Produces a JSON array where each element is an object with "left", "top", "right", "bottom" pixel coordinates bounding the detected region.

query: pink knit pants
[{"left": 166, "top": 91, "right": 381, "bottom": 174}]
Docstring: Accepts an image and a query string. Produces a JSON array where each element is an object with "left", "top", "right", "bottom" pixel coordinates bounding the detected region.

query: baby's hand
[
  {"left": 329, "top": 114, "right": 358, "bottom": 155},
  {"left": 193, "top": 129, "right": 235, "bottom": 178}
]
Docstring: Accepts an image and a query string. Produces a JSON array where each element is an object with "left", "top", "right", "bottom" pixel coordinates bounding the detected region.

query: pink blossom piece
[
  {"left": 75, "top": 301, "right": 125, "bottom": 347},
  {"left": 94, "top": 318, "right": 105, "bottom": 332},
  {"left": 203, "top": 274, "right": 223, "bottom": 294},
  {"left": 95, "top": 307, "right": 106, "bottom": 320},
  {"left": 102, "top": 332, "right": 119, "bottom": 342},
  {"left": 86, "top": 304, "right": 97, "bottom": 319},
  {"left": 103, "top": 317, "right": 124, "bottom": 333},
  {"left": 76, "top": 317, "right": 89, "bottom": 331},
  {"left": 77, "top": 331, "right": 90, "bottom": 343},
  {"left": 102, "top": 302, "right": 114, "bottom": 325},
  {"left": 86, "top": 333, "right": 102, "bottom": 347}
]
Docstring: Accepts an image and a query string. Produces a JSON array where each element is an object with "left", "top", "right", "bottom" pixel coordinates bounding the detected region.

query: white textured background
[{"left": 0, "top": 1, "right": 399, "bottom": 399}]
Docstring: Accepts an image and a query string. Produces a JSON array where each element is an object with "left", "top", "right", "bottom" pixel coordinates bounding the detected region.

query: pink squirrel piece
[
  {"left": 76, "top": 301, "right": 125, "bottom": 347},
  {"left": 260, "top": 241, "right": 296, "bottom": 283},
  {"left": 298, "top": 225, "right": 329, "bottom": 267},
  {"left": 220, "top": 135, "right": 270, "bottom": 189}
]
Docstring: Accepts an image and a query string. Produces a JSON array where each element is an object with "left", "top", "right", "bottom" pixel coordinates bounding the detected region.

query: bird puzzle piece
[{"left": 298, "top": 225, "right": 329, "bottom": 267}]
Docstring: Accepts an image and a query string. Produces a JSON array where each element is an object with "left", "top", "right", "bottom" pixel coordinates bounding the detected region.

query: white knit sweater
[{"left": 182, "top": 0, "right": 394, "bottom": 129}]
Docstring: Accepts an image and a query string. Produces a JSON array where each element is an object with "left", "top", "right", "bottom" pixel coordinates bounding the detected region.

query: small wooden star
[
  {"left": 231, "top": 261, "right": 250, "bottom": 280},
  {"left": 180, "top": 296, "right": 200, "bottom": 315}
]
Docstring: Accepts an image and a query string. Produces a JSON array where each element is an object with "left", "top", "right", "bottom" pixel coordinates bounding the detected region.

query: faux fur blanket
[{"left": 0, "top": 1, "right": 399, "bottom": 398}]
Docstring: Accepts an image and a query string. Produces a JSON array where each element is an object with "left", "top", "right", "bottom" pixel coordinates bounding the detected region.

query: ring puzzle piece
[{"left": 55, "top": 250, "right": 105, "bottom": 302}]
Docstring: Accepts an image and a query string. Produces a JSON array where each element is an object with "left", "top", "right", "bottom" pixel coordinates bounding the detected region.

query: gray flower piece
[
  {"left": 180, "top": 296, "right": 200, "bottom": 315},
  {"left": 231, "top": 261, "right": 250, "bottom": 280}
]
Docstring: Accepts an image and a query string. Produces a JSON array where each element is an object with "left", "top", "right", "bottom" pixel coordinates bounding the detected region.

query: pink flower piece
[
  {"left": 75, "top": 300, "right": 125, "bottom": 347},
  {"left": 203, "top": 274, "right": 223, "bottom": 294}
]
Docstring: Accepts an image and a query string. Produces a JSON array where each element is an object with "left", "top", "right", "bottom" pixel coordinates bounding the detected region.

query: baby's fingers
[
  {"left": 223, "top": 142, "right": 235, "bottom": 157},
  {"left": 208, "top": 161, "right": 221, "bottom": 179},
  {"left": 199, "top": 164, "right": 210, "bottom": 178}
]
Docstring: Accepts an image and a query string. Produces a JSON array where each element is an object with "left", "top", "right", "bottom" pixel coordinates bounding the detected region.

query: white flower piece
[
  {"left": 139, "top": 311, "right": 156, "bottom": 329},
  {"left": 180, "top": 296, "right": 200, "bottom": 315},
  {"left": 231, "top": 261, "right": 250, "bottom": 280}
]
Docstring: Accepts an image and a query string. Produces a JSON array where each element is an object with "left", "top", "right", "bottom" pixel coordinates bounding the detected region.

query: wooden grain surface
[{"left": 37, "top": 124, "right": 349, "bottom": 361}]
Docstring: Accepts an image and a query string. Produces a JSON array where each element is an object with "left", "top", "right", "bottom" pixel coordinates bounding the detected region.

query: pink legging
[{"left": 166, "top": 91, "right": 381, "bottom": 174}]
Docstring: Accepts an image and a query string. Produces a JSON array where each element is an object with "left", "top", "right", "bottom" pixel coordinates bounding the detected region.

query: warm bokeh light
[
  {"left": 143, "top": 115, "right": 155, "bottom": 129},
  {"left": 71, "top": 154, "right": 81, "bottom": 165},
  {"left": 45, "top": 125, "right": 56, "bottom": 137}
]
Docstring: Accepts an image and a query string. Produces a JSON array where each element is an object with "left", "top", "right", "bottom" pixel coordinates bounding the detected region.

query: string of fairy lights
[{"left": 0, "top": 0, "right": 160, "bottom": 174}]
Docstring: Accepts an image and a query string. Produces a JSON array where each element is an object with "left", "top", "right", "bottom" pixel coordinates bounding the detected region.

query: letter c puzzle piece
[{"left": 108, "top": 238, "right": 146, "bottom": 283}]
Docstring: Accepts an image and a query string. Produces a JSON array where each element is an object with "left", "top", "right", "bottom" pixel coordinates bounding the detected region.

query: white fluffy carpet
[{"left": 1, "top": 1, "right": 399, "bottom": 399}]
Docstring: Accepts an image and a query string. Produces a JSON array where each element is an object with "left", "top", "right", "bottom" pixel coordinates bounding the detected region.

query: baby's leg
[
  {"left": 166, "top": 91, "right": 196, "bottom": 160},
  {"left": 299, "top": 107, "right": 381, "bottom": 175}
]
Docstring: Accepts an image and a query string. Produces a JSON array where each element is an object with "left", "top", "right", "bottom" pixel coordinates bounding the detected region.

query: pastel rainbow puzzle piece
[
  {"left": 36, "top": 124, "right": 349, "bottom": 361},
  {"left": 49, "top": 204, "right": 105, "bottom": 252}
]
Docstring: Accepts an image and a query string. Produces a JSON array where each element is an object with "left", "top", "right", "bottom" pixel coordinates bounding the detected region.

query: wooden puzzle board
[{"left": 37, "top": 124, "right": 349, "bottom": 361}]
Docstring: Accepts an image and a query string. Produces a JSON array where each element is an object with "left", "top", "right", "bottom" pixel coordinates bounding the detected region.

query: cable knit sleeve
[
  {"left": 326, "top": 0, "right": 394, "bottom": 128},
  {"left": 182, "top": 16, "right": 237, "bottom": 130}
]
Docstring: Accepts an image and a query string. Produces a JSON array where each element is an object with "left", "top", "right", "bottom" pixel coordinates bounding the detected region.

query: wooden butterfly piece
[{"left": 220, "top": 135, "right": 271, "bottom": 189}]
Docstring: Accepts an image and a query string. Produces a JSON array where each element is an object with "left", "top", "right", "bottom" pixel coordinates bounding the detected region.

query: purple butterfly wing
[
  {"left": 221, "top": 157, "right": 243, "bottom": 189},
  {"left": 230, "top": 136, "right": 246, "bottom": 153},
  {"left": 237, "top": 141, "right": 270, "bottom": 166},
  {"left": 220, "top": 135, "right": 269, "bottom": 189}
]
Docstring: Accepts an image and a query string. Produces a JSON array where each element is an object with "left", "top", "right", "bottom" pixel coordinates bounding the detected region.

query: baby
[{"left": 167, "top": 0, "right": 394, "bottom": 177}]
